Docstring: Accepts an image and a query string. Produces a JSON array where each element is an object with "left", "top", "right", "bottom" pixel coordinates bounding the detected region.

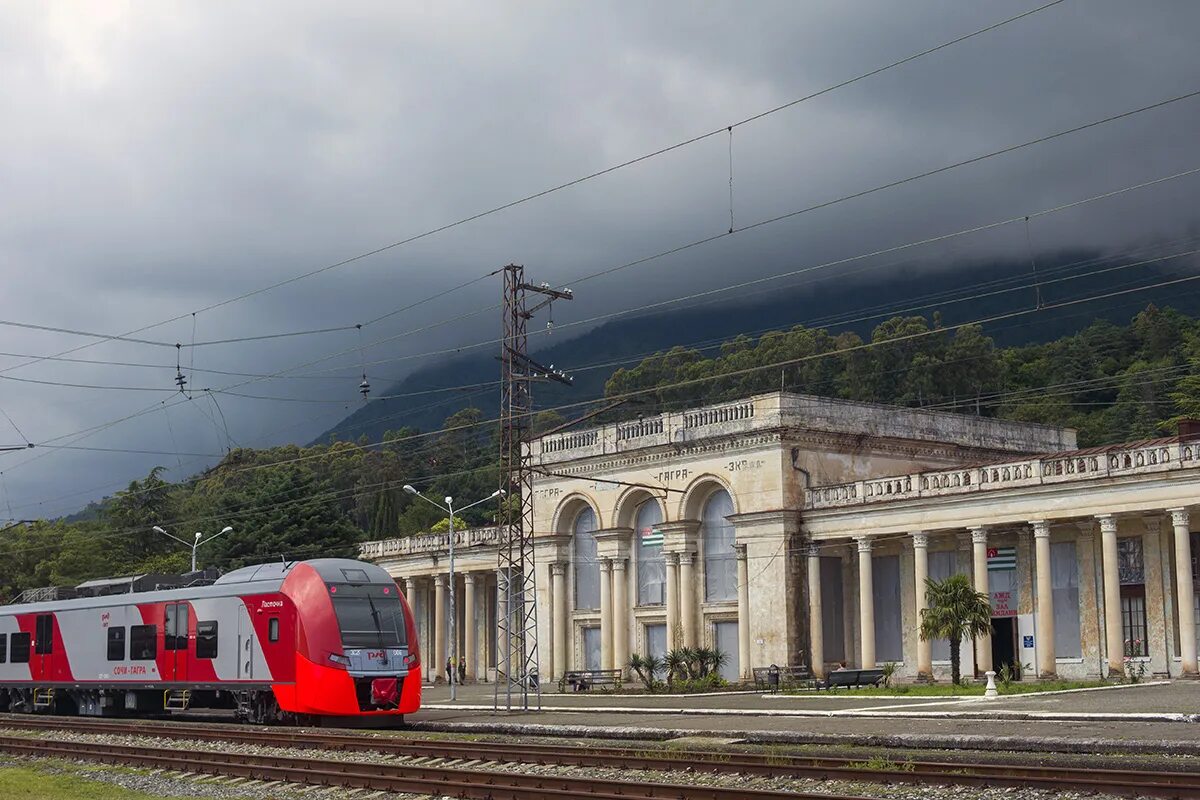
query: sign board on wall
[{"left": 988, "top": 547, "right": 1018, "bottom": 618}]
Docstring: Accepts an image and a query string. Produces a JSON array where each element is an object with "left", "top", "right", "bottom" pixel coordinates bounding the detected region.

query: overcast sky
[{"left": 1, "top": 1, "right": 1199, "bottom": 518}]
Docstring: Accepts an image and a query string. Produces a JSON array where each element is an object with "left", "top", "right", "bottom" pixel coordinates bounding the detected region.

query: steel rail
[
  {"left": 1, "top": 714, "right": 1198, "bottom": 798},
  {"left": 0, "top": 733, "right": 869, "bottom": 800}
]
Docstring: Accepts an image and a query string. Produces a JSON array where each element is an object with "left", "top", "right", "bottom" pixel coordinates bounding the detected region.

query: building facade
[{"left": 363, "top": 391, "right": 1200, "bottom": 684}]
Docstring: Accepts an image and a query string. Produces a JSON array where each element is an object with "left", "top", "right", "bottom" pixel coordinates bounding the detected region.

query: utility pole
[{"left": 496, "top": 264, "right": 572, "bottom": 712}]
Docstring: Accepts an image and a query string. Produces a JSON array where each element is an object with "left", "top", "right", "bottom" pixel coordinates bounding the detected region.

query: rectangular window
[
  {"left": 130, "top": 624, "right": 157, "bottom": 661},
  {"left": 1121, "top": 589, "right": 1148, "bottom": 657},
  {"left": 1050, "top": 541, "right": 1082, "bottom": 658},
  {"left": 10, "top": 632, "right": 30, "bottom": 663},
  {"left": 164, "top": 604, "right": 189, "bottom": 651},
  {"left": 196, "top": 621, "right": 218, "bottom": 659},
  {"left": 106, "top": 627, "right": 126, "bottom": 661},
  {"left": 582, "top": 626, "right": 601, "bottom": 670},
  {"left": 34, "top": 614, "right": 53, "bottom": 655},
  {"left": 819, "top": 556, "right": 845, "bottom": 663},
  {"left": 645, "top": 623, "right": 667, "bottom": 662},
  {"left": 873, "top": 554, "right": 903, "bottom": 663},
  {"left": 0, "top": 632, "right": 7, "bottom": 664},
  {"left": 268, "top": 617, "right": 280, "bottom": 642},
  {"left": 713, "top": 621, "right": 740, "bottom": 681}
]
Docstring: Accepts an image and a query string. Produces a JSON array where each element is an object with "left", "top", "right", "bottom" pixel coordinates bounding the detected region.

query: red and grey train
[{"left": 0, "top": 558, "right": 421, "bottom": 723}]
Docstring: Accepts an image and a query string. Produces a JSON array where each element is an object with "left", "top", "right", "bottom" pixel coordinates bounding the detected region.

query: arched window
[
  {"left": 635, "top": 500, "right": 665, "bottom": 606},
  {"left": 702, "top": 489, "right": 736, "bottom": 602},
  {"left": 573, "top": 506, "right": 600, "bottom": 610}
]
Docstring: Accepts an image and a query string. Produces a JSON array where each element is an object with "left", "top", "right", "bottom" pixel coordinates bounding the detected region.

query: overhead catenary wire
[
  {"left": 4, "top": 90, "right": 1195, "bottom": 427},
  {"left": 301, "top": 162, "right": 1200, "bottom": 381},
  {"left": 39, "top": 270, "right": 1200, "bottom": 486},
  {"left": 5, "top": 84, "right": 1197, "bottom": 503},
  {"left": 0, "top": 1, "right": 1066, "bottom": 388},
  {"left": 194, "top": 246, "right": 1200, "bottom": 406},
  {"left": 3, "top": 384, "right": 497, "bottom": 516},
  {"left": 14, "top": 271, "right": 1198, "bottom": 521},
  {"left": 4, "top": 157, "right": 1197, "bottom": 484}
]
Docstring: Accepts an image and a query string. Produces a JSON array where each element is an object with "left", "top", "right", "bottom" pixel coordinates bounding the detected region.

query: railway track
[
  {"left": 0, "top": 732, "right": 868, "bottom": 800},
  {"left": 1, "top": 714, "right": 1198, "bottom": 798}
]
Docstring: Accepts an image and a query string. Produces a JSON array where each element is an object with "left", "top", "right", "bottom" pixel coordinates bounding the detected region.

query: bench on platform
[
  {"left": 560, "top": 669, "right": 622, "bottom": 692},
  {"left": 752, "top": 665, "right": 814, "bottom": 692},
  {"left": 816, "top": 668, "right": 885, "bottom": 690}
]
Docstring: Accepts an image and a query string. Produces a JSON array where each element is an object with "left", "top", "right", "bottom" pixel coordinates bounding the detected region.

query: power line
[
  {"left": 0, "top": 1, "right": 1064, "bottom": 386},
  {"left": 4, "top": 158, "right": 1195, "bottom": 485},
  {"left": 309, "top": 163, "right": 1200, "bottom": 379},
  {"left": 5, "top": 91, "right": 1197, "bottom": 493}
]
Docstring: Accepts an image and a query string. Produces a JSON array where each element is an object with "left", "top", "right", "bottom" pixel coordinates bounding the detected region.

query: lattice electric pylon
[{"left": 495, "top": 263, "right": 572, "bottom": 712}]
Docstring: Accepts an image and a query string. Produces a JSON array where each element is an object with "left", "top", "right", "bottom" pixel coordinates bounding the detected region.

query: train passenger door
[
  {"left": 237, "top": 605, "right": 254, "bottom": 680},
  {"left": 33, "top": 614, "right": 53, "bottom": 680},
  {"left": 164, "top": 603, "right": 189, "bottom": 683}
]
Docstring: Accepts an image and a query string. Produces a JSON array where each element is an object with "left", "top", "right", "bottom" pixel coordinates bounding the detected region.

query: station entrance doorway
[{"left": 991, "top": 617, "right": 1019, "bottom": 678}]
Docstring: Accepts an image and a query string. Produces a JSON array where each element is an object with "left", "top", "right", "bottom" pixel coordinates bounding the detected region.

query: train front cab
[{"left": 279, "top": 561, "right": 420, "bottom": 719}]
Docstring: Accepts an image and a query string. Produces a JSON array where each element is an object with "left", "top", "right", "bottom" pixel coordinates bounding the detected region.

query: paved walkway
[{"left": 409, "top": 681, "right": 1200, "bottom": 753}]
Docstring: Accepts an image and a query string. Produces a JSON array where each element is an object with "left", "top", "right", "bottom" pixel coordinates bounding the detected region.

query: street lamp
[
  {"left": 403, "top": 484, "right": 504, "bottom": 701},
  {"left": 152, "top": 525, "right": 233, "bottom": 572}
]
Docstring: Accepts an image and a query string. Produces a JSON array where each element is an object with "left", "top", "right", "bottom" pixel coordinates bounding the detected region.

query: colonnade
[
  {"left": 398, "top": 571, "right": 495, "bottom": 683},
  {"left": 808, "top": 508, "right": 1198, "bottom": 679},
  {"left": 547, "top": 529, "right": 752, "bottom": 679}
]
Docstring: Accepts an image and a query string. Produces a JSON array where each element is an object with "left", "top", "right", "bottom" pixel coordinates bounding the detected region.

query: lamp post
[
  {"left": 152, "top": 525, "right": 233, "bottom": 572},
  {"left": 403, "top": 485, "right": 504, "bottom": 701}
]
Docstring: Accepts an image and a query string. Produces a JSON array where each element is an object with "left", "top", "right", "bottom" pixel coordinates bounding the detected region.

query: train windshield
[{"left": 329, "top": 583, "right": 407, "bottom": 649}]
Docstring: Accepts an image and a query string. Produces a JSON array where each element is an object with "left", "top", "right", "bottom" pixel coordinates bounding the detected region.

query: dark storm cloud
[{"left": 0, "top": 1, "right": 1198, "bottom": 516}]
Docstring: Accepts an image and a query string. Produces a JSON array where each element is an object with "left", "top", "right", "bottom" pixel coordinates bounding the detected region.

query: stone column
[
  {"left": 970, "top": 527, "right": 992, "bottom": 674},
  {"left": 665, "top": 552, "right": 680, "bottom": 650},
  {"left": 736, "top": 543, "right": 751, "bottom": 679},
  {"left": 551, "top": 562, "right": 568, "bottom": 678},
  {"left": 1031, "top": 520, "right": 1056, "bottom": 678},
  {"left": 1098, "top": 514, "right": 1124, "bottom": 677},
  {"left": 405, "top": 577, "right": 417, "bottom": 612},
  {"left": 856, "top": 536, "right": 875, "bottom": 669},
  {"left": 463, "top": 573, "right": 477, "bottom": 681},
  {"left": 1169, "top": 508, "right": 1198, "bottom": 675},
  {"left": 433, "top": 574, "right": 447, "bottom": 681},
  {"left": 679, "top": 553, "right": 697, "bottom": 648},
  {"left": 613, "top": 557, "right": 629, "bottom": 675},
  {"left": 911, "top": 532, "right": 932, "bottom": 680},
  {"left": 599, "top": 558, "right": 613, "bottom": 670},
  {"left": 806, "top": 543, "right": 824, "bottom": 678}
]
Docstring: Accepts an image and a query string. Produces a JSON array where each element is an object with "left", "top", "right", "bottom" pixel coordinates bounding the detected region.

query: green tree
[
  {"left": 429, "top": 515, "right": 468, "bottom": 533},
  {"left": 919, "top": 574, "right": 993, "bottom": 685}
]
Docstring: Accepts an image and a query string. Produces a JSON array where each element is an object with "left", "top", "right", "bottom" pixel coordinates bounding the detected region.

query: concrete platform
[{"left": 408, "top": 681, "right": 1200, "bottom": 754}]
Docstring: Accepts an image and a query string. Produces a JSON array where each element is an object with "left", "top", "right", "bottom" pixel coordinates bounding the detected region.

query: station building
[{"left": 362, "top": 391, "right": 1200, "bottom": 684}]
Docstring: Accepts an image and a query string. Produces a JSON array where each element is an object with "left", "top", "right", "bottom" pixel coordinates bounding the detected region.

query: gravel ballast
[{"left": 0, "top": 728, "right": 1145, "bottom": 800}]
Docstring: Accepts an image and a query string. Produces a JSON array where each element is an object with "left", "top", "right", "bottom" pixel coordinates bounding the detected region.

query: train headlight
[{"left": 328, "top": 653, "right": 351, "bottom": 667}]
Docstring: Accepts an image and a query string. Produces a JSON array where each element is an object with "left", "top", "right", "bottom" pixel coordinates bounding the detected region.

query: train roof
[{"left": 0, "top": 558, "right": 393, "bottom": 616}]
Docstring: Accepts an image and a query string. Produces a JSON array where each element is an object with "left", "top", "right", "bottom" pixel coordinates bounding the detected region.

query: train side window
[
  {"left": 196, "top": 621, "right": 218, "bottom": 659},
  {"left": 130, "top": 624, "right": 157, "bottom": 661},
  {"left": 34, "top": 614, "right": 53, "bottom": 655},
  {"left": 164, "top": 603, "right": 189, "bottom": 651},
  {"left": 268, "top": 618, "right": 279, "bottom": 643},
  {"left": 106, "top": 627, "right": 126, "bottom": 661},
  {"left": 10, "top": 632, "right": 30, "bottom": 663},
  {"left": 0, "top": 633, "right": 7, "bottom": 663}
]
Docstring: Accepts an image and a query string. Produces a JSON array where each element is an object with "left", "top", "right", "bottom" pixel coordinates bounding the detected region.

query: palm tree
[
  {"left": 628, "top": 653, "right": 663, "bottom": 691},
  {"left": 663, "top": 649, "right": 689, "bottom": 690},
  {"left": 919, "top": 574, "right": 993, "bottom": 685}
]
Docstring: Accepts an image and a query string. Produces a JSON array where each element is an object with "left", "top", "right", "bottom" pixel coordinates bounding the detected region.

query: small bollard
[{"left": 984, "top": 670, "right": 999, "bottom": 699}]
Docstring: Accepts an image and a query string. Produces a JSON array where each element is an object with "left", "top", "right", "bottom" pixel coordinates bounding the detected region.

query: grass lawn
[
  {"left": 0, "top": 764, "right": 174, "bottom": 800},
  {"left": 790, "top": 679, "right": 1113, "bottom": 697}
]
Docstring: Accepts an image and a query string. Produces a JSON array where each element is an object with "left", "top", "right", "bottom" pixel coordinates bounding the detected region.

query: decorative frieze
[{"left": 807, "top": 439, "right": 1196, "bottom": 510}]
